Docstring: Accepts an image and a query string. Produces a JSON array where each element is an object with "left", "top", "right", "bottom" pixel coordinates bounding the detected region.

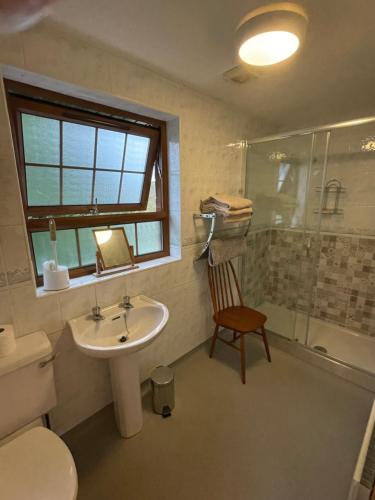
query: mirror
[{"left": 93, "top": 228, "right": 135, "bottom": 271}]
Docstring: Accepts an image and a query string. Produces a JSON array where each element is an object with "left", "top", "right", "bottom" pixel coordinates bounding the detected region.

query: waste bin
[{"left": 151, "top": 366, "right": 175, "bottom": 417}]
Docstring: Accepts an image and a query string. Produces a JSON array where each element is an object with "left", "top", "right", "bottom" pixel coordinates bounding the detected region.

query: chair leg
[
  {"left": 232, "top": 330, "right": 238, "bottom": 343},
  {"left": 209, "top": 325, "right": 219, "bottom": 358},
  {"left": 240, "top": 334, "right": 246, "bottom": 384},
  {"left": 261, "top": 325, "right": 271, "bottom": 362}
]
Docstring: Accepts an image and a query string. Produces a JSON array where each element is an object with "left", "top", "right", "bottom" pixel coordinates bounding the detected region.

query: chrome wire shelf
[{"left": 193, "top": 213, "right": 251, "bottom": 261}]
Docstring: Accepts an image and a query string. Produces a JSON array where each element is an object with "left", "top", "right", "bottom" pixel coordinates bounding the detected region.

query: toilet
[{"left": 0, "top": 330, "right": 78, "bottom": 499}]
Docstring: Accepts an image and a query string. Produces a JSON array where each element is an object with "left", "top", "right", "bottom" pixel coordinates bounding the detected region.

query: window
[{"left": 6, "top": 81, "right": 169, "bottom": 284}]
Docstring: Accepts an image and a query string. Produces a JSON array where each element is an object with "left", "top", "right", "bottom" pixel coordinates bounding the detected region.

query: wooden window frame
[{"left": 5, "top": 80, "right": 170, "bottom": 284}]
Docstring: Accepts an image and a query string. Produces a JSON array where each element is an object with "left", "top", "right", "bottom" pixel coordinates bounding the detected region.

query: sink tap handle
[
  {"left": 120, "top": 295, "right": 134, "bottom": 309},
  {"left": 92, "top": 305, "right": 104, "bottom": 321}
]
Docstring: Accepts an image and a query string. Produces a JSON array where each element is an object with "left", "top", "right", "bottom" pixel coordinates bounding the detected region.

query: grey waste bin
[{"left": 151, "top": 366, "right": 175, "bottom": 417}]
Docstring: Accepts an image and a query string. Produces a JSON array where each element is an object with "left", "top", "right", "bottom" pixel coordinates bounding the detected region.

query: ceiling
[{"left": 51, "top": 0, "right": 375, "bottom": 134}]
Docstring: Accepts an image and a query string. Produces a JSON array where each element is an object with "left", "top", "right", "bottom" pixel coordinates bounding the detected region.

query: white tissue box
[{"left": 43, "top": 261, "right": 70, "bottom": 291}]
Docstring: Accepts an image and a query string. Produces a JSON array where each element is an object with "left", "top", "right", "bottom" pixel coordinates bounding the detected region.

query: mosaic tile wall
[
  {"left": 244, "top": 228, "right": 375, "bottom": 337},
  {"left": 243, "top": 229, "right": 270, "bottom": 307}
]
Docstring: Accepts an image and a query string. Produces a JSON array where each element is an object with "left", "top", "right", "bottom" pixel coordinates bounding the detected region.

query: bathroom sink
[
  {"left": 69, "top": 295, "right": 169, "bottom": 359},
  {"left": 68, "top": 295, "right": 169, "bottom": 439}
]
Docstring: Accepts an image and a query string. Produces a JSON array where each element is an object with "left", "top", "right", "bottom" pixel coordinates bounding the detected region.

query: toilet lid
[{"left": 0, "top": 427, "right": 78, "bottom": 500}]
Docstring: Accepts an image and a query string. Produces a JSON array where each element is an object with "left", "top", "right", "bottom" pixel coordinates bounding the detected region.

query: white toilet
[{"left": 0, "top": 330, "right": 78, "bottom": 499}]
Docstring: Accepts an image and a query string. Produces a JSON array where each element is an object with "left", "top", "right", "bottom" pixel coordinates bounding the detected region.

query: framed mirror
[{"left": 93, "top": 228, "right": 135, "bottom": 274}]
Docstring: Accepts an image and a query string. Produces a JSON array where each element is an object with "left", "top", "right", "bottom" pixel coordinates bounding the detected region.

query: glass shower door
[
  {"left": 302, "top": 122, "right": 375, "bottom": 362},
  {"left": 245, "top": 120, "right": 375, "bottom": 373},
  {"left": 244, "top": 133, "right": 315, "bottom": 341},
  {"left": 293, "top": 131, "right": 331, "bottom": 346}
]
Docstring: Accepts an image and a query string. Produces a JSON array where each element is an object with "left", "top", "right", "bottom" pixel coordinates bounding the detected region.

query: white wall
[{"left": 0, "top": 21, "right": 266, "bottom": 434}]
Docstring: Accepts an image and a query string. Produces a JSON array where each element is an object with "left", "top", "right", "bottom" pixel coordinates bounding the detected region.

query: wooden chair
[{"left": 207, "top": 260, "right": 271, "bottom": 384}]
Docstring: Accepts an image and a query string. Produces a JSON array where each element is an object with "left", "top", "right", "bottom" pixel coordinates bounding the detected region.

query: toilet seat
[{"left": 0, "top": 426, "right": 78, "bottom": 500}]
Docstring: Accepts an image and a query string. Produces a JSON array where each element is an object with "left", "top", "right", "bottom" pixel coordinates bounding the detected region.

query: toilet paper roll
[
  {"left": 43, "top": 261, "right": 70, "bottom": 291},
  {"left": 0, "top": 324, "right": 16, "bottom": 357}
]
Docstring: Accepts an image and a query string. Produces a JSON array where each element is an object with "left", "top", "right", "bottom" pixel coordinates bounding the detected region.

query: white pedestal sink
[{"left": 69, "top": 295, "right": 169, "bottom": 438}]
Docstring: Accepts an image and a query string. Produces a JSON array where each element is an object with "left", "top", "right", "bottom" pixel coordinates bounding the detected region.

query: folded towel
[
  {"left": 223, "top": 214, "right": 252, "bottom": 224},
  {"left": 209, "top": 237, "right": 247, "bottom": 266},
  {"left": 201, "top": 193, "right": 252, "bottom": 211}
]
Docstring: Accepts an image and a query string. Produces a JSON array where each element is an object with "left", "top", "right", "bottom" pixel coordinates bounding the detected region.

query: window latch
[
  {"left": 89, "top": 198, "right": 99, "bottom": 215},
  {"left": 156, "top": 161, "right": 162, "bottom": 178}
]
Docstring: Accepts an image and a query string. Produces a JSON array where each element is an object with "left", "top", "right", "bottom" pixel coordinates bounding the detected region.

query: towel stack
[{"left": 201, "top": 193, "right": 253, "bottom": 223}]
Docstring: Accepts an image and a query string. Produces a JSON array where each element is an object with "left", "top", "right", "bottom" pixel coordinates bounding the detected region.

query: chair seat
[{"left": 214, "top": 306, "right": 267, "bottom": 333}]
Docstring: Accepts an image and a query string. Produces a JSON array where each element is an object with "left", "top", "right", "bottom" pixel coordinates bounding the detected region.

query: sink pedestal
[
  {"left": 109, "top": 353, "right": 143, "bottom": 438},
  {"left": 69, "top": 295, "right": 169, "bottom": 438}
]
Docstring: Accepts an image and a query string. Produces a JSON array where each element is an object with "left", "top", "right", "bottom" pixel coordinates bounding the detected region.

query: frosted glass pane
[
  {"left": 63, "top": 122, "right": 95, "bottom": 167},
  {"left": 124, "top": 135, "right": 150, "bottom": 172},
  {"left": 96, "top": 129, "right": 126, "bottom": 170},
  {"left": 32, "top": 232, "right": 50, "bottom": 275},
  {"left": 94, "top": 170, "right": 121, "bottom": 204},
  {"left": 63, "top": 169, "right": 93, "bottom": 205},
  {"left": 113, "top": 224, "right": 137, "bottom": 256},
  {"left": 32, "top": 229, "right": 79, "bottom": 274},
  {"left": 78, "top": 227, "right": 99, "bottom": 266},
  {"left": 120, "top": 173, "right": 144, "bottom": 203},
  {"left": 26, "top": 166, "right": 60, "bottom": 206},
  {"left": 22, "top": 114, "right": 60, "bottom": 165},
  {"left": 137, "top": 221, "right": 162, "bottom": 255}
]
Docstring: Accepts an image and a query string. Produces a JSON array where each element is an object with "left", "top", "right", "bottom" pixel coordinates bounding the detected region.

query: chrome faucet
[
  {"left": 120, "top": 295, "right": 134, "bottom": 310},
  {"left": 91, "top": 305, "right": 104, "bottom": 321}
]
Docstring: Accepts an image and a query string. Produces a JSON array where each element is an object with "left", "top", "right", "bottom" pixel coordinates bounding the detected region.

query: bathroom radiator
[{"left": 348, "top": 400, "right": 375, "bottom": 500}]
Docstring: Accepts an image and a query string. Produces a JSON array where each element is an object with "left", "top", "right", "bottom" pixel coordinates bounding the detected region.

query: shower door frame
[
  {"left": 246, "top": 115, "right": 375, "bottom": 146},
  {"left": 245, "top": 113, "right": 375, "bottom": 350}
]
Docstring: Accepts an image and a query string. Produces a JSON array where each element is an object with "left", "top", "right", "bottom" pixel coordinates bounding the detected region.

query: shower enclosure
[{"left": 243, "top": 118, "right": 375, "bottom": 376}]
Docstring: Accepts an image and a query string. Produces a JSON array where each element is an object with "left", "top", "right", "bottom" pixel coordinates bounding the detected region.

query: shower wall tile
[
  {"left": 346, "top": 294, "right": 375, "bottom": 335},
  {"left": 312, "top": 286, "right": 349, "bottom": 327},
  {"left": 253, "top": 228, "right": 375, "bottom": 337},
  {"left": 244, "top": 229, "right": 270, "bottom": 307},
  {"left": 263, "top": 229, "right": 318, "bottom": 313}
]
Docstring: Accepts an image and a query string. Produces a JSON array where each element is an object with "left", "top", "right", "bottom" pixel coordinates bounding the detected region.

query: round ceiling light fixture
[{"left": 236, "top": 3, "right": 308, "bottom": 66}]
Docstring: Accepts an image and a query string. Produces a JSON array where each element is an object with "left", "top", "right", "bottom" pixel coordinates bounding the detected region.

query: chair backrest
[{"left": 207, "top": 260, "right": 243, "bottom": 315}]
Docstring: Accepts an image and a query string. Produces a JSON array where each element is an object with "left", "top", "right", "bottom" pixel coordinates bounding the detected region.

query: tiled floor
[{"left": 64, "top": 337, "right": 374, "bottom": 500}]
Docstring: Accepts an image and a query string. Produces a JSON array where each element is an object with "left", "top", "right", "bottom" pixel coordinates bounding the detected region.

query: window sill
[{"left": 36, "top": 254, "right": 181, "bottom": 299}]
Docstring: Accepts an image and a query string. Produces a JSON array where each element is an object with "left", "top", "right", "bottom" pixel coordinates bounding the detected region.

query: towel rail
[{"left": 193, "top": 213, "right": 251, "bottom": 261}]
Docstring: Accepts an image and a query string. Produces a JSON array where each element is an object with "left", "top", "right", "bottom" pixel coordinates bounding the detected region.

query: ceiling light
[{"left": 237, "top": 3, "right": 308, "bottom": 67}]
